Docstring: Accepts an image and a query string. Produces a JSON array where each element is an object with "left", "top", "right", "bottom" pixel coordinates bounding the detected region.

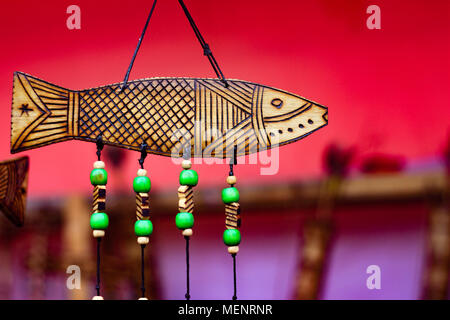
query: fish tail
[{"left": 11, "top": 72, "right": 76, "bottom": 153}]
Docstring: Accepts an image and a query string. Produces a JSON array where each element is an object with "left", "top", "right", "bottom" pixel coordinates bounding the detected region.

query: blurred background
[{"left": 0, "top": 0, "right": 449, "bottom": 299}]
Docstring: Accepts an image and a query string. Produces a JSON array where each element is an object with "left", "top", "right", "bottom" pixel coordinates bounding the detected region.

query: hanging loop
[{"left": 119, "top": 0, "right": 228, "bottom": 89}]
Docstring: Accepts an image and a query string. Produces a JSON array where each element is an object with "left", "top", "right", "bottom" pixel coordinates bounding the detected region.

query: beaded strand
[
  {"left": 222, "top": 146, "right": 240, "bottom": 300},
  {"left": 134, "top": 145, "right": 152, "bottom": 300},
  {"left": 89, "top": 136, "right": 108, "bottom": 300},
  {"left": 176, "top": 151, "right": 198, "bottom": 300}
]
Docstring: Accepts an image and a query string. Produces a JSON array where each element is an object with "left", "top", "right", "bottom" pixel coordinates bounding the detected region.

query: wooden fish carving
[
  {"left": 0, "top": 157, "right": 29, "bottom": 226},
  {"left": 11, "top": 72, "right": 328, "bottom": 158}
]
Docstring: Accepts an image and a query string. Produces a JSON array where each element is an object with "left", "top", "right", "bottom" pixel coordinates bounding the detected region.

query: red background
[{"left": 0, "top": 0, "right": 449, "bottom": 195}]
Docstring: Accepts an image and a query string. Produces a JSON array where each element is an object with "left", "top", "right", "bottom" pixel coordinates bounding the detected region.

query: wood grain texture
[
  {"left": 0, "top": 156, "right": 29, "bottom": 226},
  {"left": 93, "top": 185, "right": 106, "bottom": 213},
  {"left": 225, "top": 202, "right": 241, "bottom": 230},
  {"left": 178, "top": 185, "right": 193, "bottom": 213},
  {"left": 136, "top": 192, "right": 150, "bottom": 220},
  {"left": 11, "top": 72, "right": 328, "bottom": 158}
]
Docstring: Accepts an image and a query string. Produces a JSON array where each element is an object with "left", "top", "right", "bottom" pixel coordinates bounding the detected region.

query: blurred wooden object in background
[
  {"left": 0, "top": 167, "right": 447, "bottom": 299},
  {"left": 421, "top": 141, "right": 450, "bottom": 299},
  {"left": 62, "top": 195, "right": 92, "bottom": 300},
  {"left": 0, "top": 157, "right": 29, "bottom": 226},
  {"left": 295, "top": 144, "right": 353, "bottom": 299}
]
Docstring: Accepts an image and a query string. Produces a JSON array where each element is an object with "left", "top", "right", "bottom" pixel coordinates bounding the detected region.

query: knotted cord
[
  {"left": 121, "top": 0, "right": 228, "bottom": 90},
  {"left": 177, "top": 0, "right": 228, "bottom": 87}
]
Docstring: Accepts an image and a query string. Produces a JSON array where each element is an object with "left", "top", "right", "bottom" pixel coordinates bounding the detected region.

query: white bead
[
  {"left": 181, "top": 160, "right": 192, "bottom": 169},
  {"left": 93, "top": 161, "right": 105, "bottom": 169},
  {"left": 228, "top": 246, "right": 239, "bottom": 254},
  {"left": 137, "top": 169, "right": 147, "bottom": 177},
  {"left": 137, "top": 236, "right": 149, "bottom": 245},
  {"left": 182, "top": 228, "right": 193, "bottom": 237},
  {"left": 226, "top": 175, "right": 237, "bottom": 185},
  {"left": 93, "top": 230, "right": 105, "bottom": 238},
  {"left": 92, "top": 296, "right": 104, "bottom": 300},
  {"left": 138, "top": 297, "right": 149, "bottom": 300}
]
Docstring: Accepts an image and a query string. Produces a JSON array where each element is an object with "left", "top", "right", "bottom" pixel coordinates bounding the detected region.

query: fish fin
[{"left": 11, "top": 72, "right": 73, "bottom": 153}]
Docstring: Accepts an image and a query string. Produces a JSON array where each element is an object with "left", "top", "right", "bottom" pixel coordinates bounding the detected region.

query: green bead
[
  {"left": 90, "top": 168, "right": 108, "bottom": 186},
  {"left": 133, "top": 176, "right": 151, "bottom": 193},
  {"left": 90, "top": 212, "right": 109, "bottom": 230},
  {"left": 134, "top": 220, "right": 153, "bottom": 236},
  {"left": 179, "top": 169, "right": 198, "bottom": 186},
  {"left": 223, "top": 229, "right": 241, "bottom": 246},
  {"left": 175, "top": 212, "right": 194, "bottom": 229},
  {"left": 221, "top": 187, "right": 240, "bottom": 204}
]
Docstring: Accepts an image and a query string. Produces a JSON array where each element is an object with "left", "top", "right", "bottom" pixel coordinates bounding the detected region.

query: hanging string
[
  {"left": 96, "top": 238, "right": 101, "bottom": 296},
  {"left": 185, "top": 235, "right": 191, "bottom": 300},
  {"left": 96, "top": 135, "right": 104, "bottom": 161},
  {"left": 120, "top": 0, "right": 228, "bottom": 90},
  {"left": 229, "top": 145, "right": 237, "bottom": 178},
  {"left": 232, "top": 253, "right": 237, "bottom": 300},
  {"left": 177, "top": 0, "right": 228, "bottom": 87},
  {"left": 121, "top": 0, "right": 158, "bottom": 91},
  {"left": 139, "top": 142, "right": 148, "bottom": 169},
  {"left": 140, "top": 244, "right": 146, "bottom": 298}
]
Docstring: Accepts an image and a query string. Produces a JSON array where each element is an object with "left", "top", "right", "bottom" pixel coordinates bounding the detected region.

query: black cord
[
  {"left": 96, "top": 238, "right": 101, "bottom": 296},
  {"left": 121, "top": 0, "right": 158, "bottom": 91},
  {"left": 178, "top": 0, "right": 228, "bottom": 87},
  {"left": 185, "top": 236, "right": 191, "bottom": 300},
  {"left": 120, "top": 0, "right": 228, "bottom": 90},
  {"left": 140, "top": 244, "right": 146, "bottom": 298},
  {"left": 232, "top": 253, "right": 237, "bottom": 300},
  {"left": 96, "top": 135, "right": 104, "bottom": 161},
  {"left": 229, "top": 145, "right": 237, "bottom": 180},
  {"left": 139, "top": 142, "right": 148, "bottom": 169}
]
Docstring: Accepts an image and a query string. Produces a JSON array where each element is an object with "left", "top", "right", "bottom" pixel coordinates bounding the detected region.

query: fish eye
[
  {"left": 271, "top": 98, "right": 283, "bottom": 109},
  {"left": 308, "top": 119, "right": 314, "bottom": 124}
]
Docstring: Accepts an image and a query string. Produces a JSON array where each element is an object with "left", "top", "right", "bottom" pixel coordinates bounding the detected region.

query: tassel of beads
[
  {"left": 133, "top": 168, "right": 153, "bottom": 300},
  {"left": 222, "top": 175, "right": 241, "bottom": 254},
  {"left": 175, "top": 159, "right": 198, "bottom": 236},
  {"left": 89, "top": 160, "right": 109, "bottom": 300}
]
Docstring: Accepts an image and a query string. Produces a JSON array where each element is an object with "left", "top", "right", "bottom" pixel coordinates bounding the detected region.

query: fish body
[{"left": 11, "top": 72, "right": 328, "bottom": 158}]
